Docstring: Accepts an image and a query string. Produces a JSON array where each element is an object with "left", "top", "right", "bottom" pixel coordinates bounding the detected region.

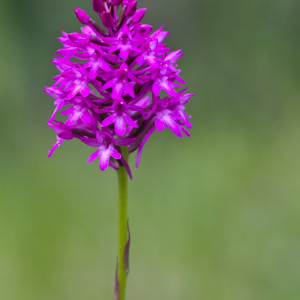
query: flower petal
[
  {"left": 87, "top": 150, "right": 99, "bottom": 163},
  {"left": 111, "top": 147, "right": 121, "bottom": 160},
  {"left": 99, "top": 149, "right": 111, "bottom": 171},
  {"left": 115, "top": 116, "right": 126, "bottom": 137},
  {"left": 101, "top": 114, "right": 116, "bottom": 127},
  {"left": 112, "top": 82, "right": 124, "bottom": 100}
]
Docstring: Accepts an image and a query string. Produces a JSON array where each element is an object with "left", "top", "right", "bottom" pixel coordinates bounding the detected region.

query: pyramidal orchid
[{"left": 45, "top": 1, "right": 193, "bottom": 299}]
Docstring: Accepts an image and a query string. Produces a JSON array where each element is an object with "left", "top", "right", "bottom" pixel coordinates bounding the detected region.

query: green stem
[{"left": 117, "top": 147, "right": 129, "bottom": 300}]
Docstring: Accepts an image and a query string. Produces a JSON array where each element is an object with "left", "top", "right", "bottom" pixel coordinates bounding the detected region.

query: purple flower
[
  {"left": 100, "top": 63, "right": 140, "bottom": 100},
  {"left": 45, "top": 0, "right": 193, "bottom": 177},
  {"left": 86, "top": 131, "right": 122, "bottom": 171},
  {"left": 100, "top": 99, "right": 138, "bottom": 137},
  {"left": 61, "top": 96, "right": 96, "bottom": 126},
  {"left": 102, "top": 24, "right": 142, "bottom": 60},
  {"left": 83, "top": 131, "right": 135, "bottom": 178}
]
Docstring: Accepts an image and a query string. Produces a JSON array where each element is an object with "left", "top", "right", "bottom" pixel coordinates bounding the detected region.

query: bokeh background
[{"left": 0, "top": 0, "right": 299, "bottom": 299}]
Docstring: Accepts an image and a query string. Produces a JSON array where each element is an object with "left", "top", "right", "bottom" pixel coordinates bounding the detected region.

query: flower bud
[
  {"left": 101, "top": 11, "right": 114, "bottom": 28},
  {"left": 74, "top": 8, "right": 90, "bottom": 24},
  {"left": 92, "top": 0, "right": 105, "bottom": 13},
  {"left": 113, "top": 0, "right": 123, "bottom": 6},
  {"left": 131, "top": 8, "right": 146, "bottom": 23},
  {"left": 125, "top": 1, "right": 137, "bottom": 18},
  {"left": 137, "top": 24, "right": 152, "bottom": 36}
]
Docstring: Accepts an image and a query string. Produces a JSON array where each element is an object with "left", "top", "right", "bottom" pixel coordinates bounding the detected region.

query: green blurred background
[{"left": 0, "top": 0, "right": 299, "bottom": 299}]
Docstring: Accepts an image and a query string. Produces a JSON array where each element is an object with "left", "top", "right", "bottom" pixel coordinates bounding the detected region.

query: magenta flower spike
[{"left": 45, "top": 1, "right": 192, "bottom": 299}]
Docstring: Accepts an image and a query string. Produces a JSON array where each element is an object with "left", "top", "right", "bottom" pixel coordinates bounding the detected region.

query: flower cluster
[{"left": 45, "top": 0, "right": 193, "bottom": 178}]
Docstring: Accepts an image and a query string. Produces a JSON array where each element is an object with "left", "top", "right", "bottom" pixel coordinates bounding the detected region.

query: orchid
[
  {"left": 45, "top": 1, "right": 192, "bottom": 299},
  {"left": 45, "top": 1, "right": 193, "bottom": 175}
]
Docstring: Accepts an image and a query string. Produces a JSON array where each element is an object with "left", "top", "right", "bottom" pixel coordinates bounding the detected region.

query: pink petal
[
  {"left": 125, "top": 115, "right": 138, "bottom": 128},
  {"left": 165, "top": 118, "right": 182, "bottom": 137},
  {"left": 65, "top": 85, "right": 80, "bottom": 100},
  {"left": 101, "top": 79, "right": 115, "bottom": 91},
  {"left": 152, "top": 82, "right": 161, "bottom": 96},
  {"left": 111, "top": 147, "right": 121, "bottom": 160},
  {"left": 155, "top": 118, "right": 164, "bottom": 131},
  {"left": 165, "top": 50, "right": 183, "bottom": 63},
  {"left": 125, "top": 84, "right": 135, "bottom": 98},
  {"left": 99, "top": 59, "right": 113, "bottom": 72},
  {"left": 112, "top": 82, "right": 124, "bottom": 100},
  {"left": 48, "top": 137, "right": 64, "bottom": 157},
  {"left": 99, "top": 149, "right": 110, "bottom": 170},
  {"left": 115, "top": 116, "right": 126, "bottom": 137},
  {"left": 119, "top": 45, "right": 130, "bottom": 60},
  {"left": 101, "top": 114, "right": 115, "bottom": 127},
  {"left": 89, "top": 64, "right": 98, "bottom": 80},
  {"left": 80, "top": 82, "right": 90, "bottom": 97},
  {"left": 87, "top": 150, "right": 99, "bottom": 163},
  {"left": 161, "top": 83, "right": 178, "bottom": 97},
  {"left": 81, "top": 111, "right": 93, "bottom": 124}
]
